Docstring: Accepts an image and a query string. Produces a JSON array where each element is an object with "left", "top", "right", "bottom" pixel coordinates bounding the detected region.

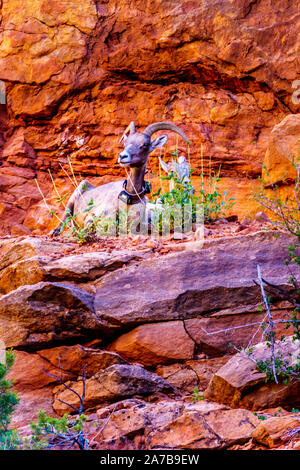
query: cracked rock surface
[{"left": 1, "top": 231, "right": 299, "bottom": 449}]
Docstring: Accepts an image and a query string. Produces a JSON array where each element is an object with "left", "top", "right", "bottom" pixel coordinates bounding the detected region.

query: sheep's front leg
[{"left": 50, "top": 180, "right": 94, "bottom": 237}]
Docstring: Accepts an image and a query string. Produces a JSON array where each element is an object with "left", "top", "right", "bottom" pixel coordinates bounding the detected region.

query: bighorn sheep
[{"left": 51, "top": 121, "right": 189, "bottom": 236}]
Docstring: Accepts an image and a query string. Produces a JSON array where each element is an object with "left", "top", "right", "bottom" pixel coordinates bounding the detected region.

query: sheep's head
[{"left": 118, "top": 121, "right": 189, "bottom": 168}]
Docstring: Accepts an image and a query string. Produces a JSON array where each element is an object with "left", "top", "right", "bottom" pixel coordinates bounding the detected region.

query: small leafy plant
[
  {"left": 30, "top": 411, "right": 89, "bottom": 450},
  {"left": 191, "top": 387, "right": 205, "bottom": 402},
  {"left": 151, "top": 148, "right": 235, "bottom": 234},
  {"left": 29, "top": 363, "right": 90, "bottom": 450},
  {"left": 151, "top": 172, "right": 202, "bottom": 234},
  {"left": 198, "top": 145, "right": 235, "bottom": 221},
  {"left": 253, "top": 412, "right": 267, "bottom": 421},
  {"left": 256, "top": 354, "right": 299, "bottom": 384},
  {"left": 198, "top": 171, "right": 235, "bottom": 222}
]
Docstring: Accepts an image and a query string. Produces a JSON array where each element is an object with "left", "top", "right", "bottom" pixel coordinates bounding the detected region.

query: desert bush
[
  {"left": 29, "top": 364, "right": 90, "bottom": 450},
  {"left": 151, "top": 147, "right": 235, "bottom": 225},
  {"left": 0, "top": 350, "right": 20, "bottom": 450},
  {"left": 30, "top": 411, "right": 89, "bottom": 450}
]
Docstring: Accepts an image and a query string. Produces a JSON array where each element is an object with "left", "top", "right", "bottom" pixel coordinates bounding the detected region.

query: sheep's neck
[{"left": 125, "top": 166, "right": 146, "bottom": 195}]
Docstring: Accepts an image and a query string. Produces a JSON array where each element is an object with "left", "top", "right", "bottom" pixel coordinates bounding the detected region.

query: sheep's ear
[{"left": 150, "top": 134, "right": 168, "bottom": 151}]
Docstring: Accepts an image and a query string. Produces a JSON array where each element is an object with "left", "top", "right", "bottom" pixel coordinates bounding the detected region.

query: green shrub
[
  {"left": 30, "top": 411, "right": 89, "bottom": 450},
  {"left": 151, "top": 154, "right": 235, "bottom": 230},
  {"left": 0, "top": 350, "right": 20, "bottom": 450}
]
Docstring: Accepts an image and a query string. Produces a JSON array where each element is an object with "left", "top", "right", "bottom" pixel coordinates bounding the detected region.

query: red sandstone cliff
[{"left": 0, "top": 0, "right": 299, "bottom": 234}]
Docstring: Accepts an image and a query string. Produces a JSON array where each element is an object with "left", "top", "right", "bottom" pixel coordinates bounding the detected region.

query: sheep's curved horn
[
  {"left": 143, "top": 122, "right": 189, "bottom": 144},
  {"left": 119, "top": 121, "right": 136, "bottom": 143}
]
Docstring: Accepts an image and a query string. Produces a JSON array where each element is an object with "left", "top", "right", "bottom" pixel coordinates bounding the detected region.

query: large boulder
[
  {"left": 144, "top": 405, "right": 259, "bottom": 450},
  {"left": 109, "top": 321, "right": 195, "bottom": 366},
  {"left": 263, "top": 114, "right": 300, "bottom": 185},
  {"left": 184, "top": 310, "right": 290, "bottom": 356},
  {"left": 93, "top": 399, "right": 185, "bottom": 450},
  {"left": 155, "top": 356, "right": 230, "bottom": 393},
  {"left": 53, "top": 364, "right": 174, "bottom": 415},
  {"left": 37, "top": 344, "right": 128, "bottom": 378},
  {"left": 0, "top": 240, "right": 149, "bottom": 294},
  {"left": 204, "top": 336, "right": 300, "bottom": 410},
  {"left": 0, "top": 281, "right": 102, "bottom": 349},
  {"left": 91, "top": 398, "right": 261, "bottom": 450},
  {"left": 1, "top": 231, "right": 297, "bottom": 354},
  {"left": 252, "top": 415, "right": 300, "bottom": 448},
  {"left": 0, "top": 237, "right": 76, "bottom": 270},
  {"left": 94, "top": 231, "right": 299, "bottom": 341},
  {"left": 6, "top": 350, "right": 70, "bottom": 391}
]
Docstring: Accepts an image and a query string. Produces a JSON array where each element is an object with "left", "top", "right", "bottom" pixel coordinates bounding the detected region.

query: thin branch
[
  {"left": 79, "top": 365, "right": 87, "bottom": 415},
  {"left": 34, "top": 178, "right": 63, "bottom": 224},
  {"left": 67, "top": 156, "right": 79, "bottom": 188},
  {"left": 201, "top": 319, "right": 300, "bottom": 336},
  {"left": 254, "top": 277, "right": 300, "bottom": 309},
  {"left": 40, "top": 366, "right": 85, "bottom": 405},
  {"left": 257, "top": 265, "right": 278, "bottom": 384},
  {"left": 48, "top": 169, "right": 66, "bottom": 208},
  {"left": 89, "top": 405, "right": 117, "bottom": 447},
  {"left": 37, "top": 359, "right": 90, "bottom": 450},
  {"left": 56, "top": 398, "right": 80, "bottom": 414}
]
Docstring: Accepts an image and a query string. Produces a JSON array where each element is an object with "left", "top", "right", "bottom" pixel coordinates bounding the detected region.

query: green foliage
[
  {"left": 151, "top": 164, "right": 235, "bottom": 227},
  {"left": 150, "top": 173, "right": 201, "bottom": 234},
  {"left": 191, "top": 387, "right": 205, "bottom": 402},
  {"left": 55, "top": 199, "right": 135, "bottom": 243},
  {"left": 284, "top": 311, "right": 300, "bottom": 341},
  {"left": 0, "top": 350, "right": 20, "bottom": 450},
  {"left": 253, "top": 412, "right": 267, "bottom": 421},
  {"left": 256, "top": 353, "right": 299, "bottom": 384},
  {"left": 198, "top": 173, "right": 235, "bottom": 222},
  {"left": 30, "top": 411, "right": 89, "bottom": 450}
]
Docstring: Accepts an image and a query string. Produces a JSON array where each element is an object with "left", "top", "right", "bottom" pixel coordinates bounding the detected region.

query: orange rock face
[
  {"left": 263, "top": 114, "right": 300, "bottom": 185},
  {"left": 0, "top": 0, "right": 299, "bottom": 233},
  {"left": 109, "top": 321, "right": 195, "bottom": 366}
]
